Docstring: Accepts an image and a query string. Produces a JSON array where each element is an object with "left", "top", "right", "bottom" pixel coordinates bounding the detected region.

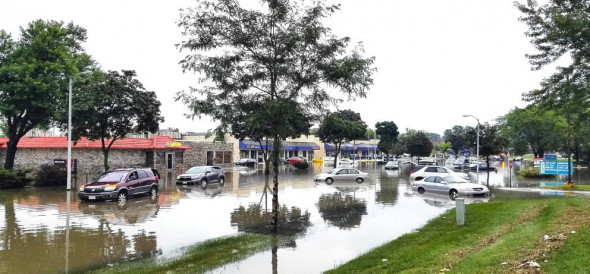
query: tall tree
[
  {"left": 0, "top": 20, "right": 87, "bottom": 169},
  {"left": 176, "top": 0, "right": 375, "bottom": 232},
  {"left": 499, "top": 106, "right": 567, "bottom": 158},
  {"left": 317, "top": 110, "right": 367, "bottom": 167},
  {"left": 375, "top": 121, "right": 399, "bottom": 158},
  {"left": 442, "top": 125, "right": 466, "bottom": 156},
  {"left": 63, "top": 70, "right": 163, "bottom": 171},
  {"left": 465, "top": 123, "right": 505, "bottom": 184},
  {"left": 399, "top": 129, "right": 432, "bottom": 157}
]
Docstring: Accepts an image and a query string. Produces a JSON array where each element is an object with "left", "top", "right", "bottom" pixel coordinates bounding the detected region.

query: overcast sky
[{"left": 0, "top": 0, "right": 561, "bottom": 136}]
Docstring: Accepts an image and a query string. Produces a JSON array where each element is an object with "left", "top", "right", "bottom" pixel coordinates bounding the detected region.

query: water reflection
[
  {"left": 413, "top": 192, "right": 490, "bottom": 208},
  {"left": 317, "top": 192, "right": 367, "bottom": 229},
  {"left": 230, "top": 204, "right": 311, "bottom": 236}
]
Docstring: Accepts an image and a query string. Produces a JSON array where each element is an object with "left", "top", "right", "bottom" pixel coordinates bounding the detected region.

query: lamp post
[
  {"left": 67, "top": 71, "right": 92, "bottom": 191},
  {"left": 463, "top": 114, "right": 480, "bottom": 184}
]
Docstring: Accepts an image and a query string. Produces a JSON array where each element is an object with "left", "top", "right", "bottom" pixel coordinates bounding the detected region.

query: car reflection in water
[
  {"left": 176, "top": 182, "right": 227, "bottom": 198},
  {"left": 413, "top": 192, "right": 490, "bottom": 209},
  {"left": 77, "top": 195, "right": 160, "bottom": 225}
]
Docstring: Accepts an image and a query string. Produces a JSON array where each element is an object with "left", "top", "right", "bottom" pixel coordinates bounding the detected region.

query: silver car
[
  {"left": 176, "top": 166, "right": 225, "bottom": 188},
  {"left": 314, "top": 168, "right": 368, "bottom": 184},
  {"left": 409, "top": 165, "right": 469, "bottom": 181},
  {"left": 411, "top": 175, "right": 489, "bottom": 199}
]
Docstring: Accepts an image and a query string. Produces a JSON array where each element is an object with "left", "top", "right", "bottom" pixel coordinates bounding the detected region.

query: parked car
[
  {"left": 287, "top": 157, "right": 307, "bottom": 164},
  {"left": 337, "top": 158, "right": 354, "bottom": 166},
  {"left": 411, "top": 175, "right": 489, "bottom": 199},
  {"left": 235, "top": 158, "right": 257, "bottom": 167},
  {"left": 384, "top": 160, "right": 401, "bottom": 170},
  {"left": 470, "top": 163, "right": 497, "bottom": 171},
  {"left": 314, "top": 168, "right": 369, "bottom": 184},
  {"left": 176, "top": 166, "right": 225, "bottom": 188},
  {"left": 78, "top": 168, "right": 160, "bottom": 203},
  {"left": 409, "top": 165, "right": 469, "bottom": 181},
  {"left": 453, "top": 157, "right": 470, "bottom": 169}
]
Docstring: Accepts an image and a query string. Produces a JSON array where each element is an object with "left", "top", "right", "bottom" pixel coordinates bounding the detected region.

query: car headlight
[
  {"left": 79, "top": 185, "right": 85, "bottom": 191},
  {"left": 104, "top": 184, "right": 117, "bottom": 191}
]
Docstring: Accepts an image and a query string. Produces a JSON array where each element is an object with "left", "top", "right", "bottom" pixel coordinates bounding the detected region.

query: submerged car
[
  {"left": 409, "top": 165, "right": 469, "bottom": 181},
  {"left": 235, "top": 158, "right": 257, "bottom": 167},
  {"left": 470, "top": 163, "right": 497, "bottom": 171},
  {"left": 176, "top": 166, "right": 225, "bottom": 188},
  {"left": 411, "top": 175, "right": 489, "bottom": 199},
  {"left": 78, "top": 168, "right": 160, "bottom": 203},
  {"left": 384, "top": 160, "right": 401, "bottom": 170},
  {"left": 313, "top": 168, "right": 368, "bottom": 184}
]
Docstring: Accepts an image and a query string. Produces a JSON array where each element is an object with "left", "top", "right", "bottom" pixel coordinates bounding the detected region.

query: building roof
[{"left": 0, "top": 136, "right": 191, "bottom": 150}]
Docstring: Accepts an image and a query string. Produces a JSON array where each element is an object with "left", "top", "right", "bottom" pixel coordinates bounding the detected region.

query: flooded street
[{"left": 1, "top": 161, "right": 589, "bottom": 273}]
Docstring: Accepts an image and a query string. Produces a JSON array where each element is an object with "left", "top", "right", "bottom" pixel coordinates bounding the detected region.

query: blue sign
[
  {"left": 544, "top": 154, "right": 557, "bottom": 161},
  {"left": 539, "top": 161, "right": 572, "bottom": 175}
]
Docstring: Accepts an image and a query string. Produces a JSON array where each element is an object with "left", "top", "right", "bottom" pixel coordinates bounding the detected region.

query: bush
[
  {"left": 518, "top": 168, "right": 555, "bottom": 178},
  {"left": 293, "top": 161, "right": 309, "bottom": 169},
  {"left": 35, "top": 164, "right": 67, "bottom": 187},
  {"left": 0, "top": 168, "right": 28, "bottom": 189}
]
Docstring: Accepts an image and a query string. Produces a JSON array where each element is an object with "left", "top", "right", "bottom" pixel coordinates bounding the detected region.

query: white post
[
  {"left": 476, "top": 121, "right": 480, "bottom": 184},
  {"left": 456, "top": 198, "right": 465, "bottom": 225},
  {"left": 67, "top": 78, "right": 73, "bottom": 191}
]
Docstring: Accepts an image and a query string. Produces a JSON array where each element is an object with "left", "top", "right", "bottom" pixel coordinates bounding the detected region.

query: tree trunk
[
  {"left": 271, "top": 135, "right": 281, "bottom": 233},
  {"left": 3, "top": 139, "right": 19, "bottom": 170},
  {"left": 333, "top": 143, "right": 342, "bottom": 167},
  {"left": 102, "top": 148, "right": 110, "bottom": 171},
  {"left": 486, "top": 155, "right": 490, "bottom": 186}
]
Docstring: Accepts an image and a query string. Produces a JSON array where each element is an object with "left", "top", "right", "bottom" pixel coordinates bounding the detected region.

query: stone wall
[{"left": 181, "top": 141, "right": 234, "bottom": 170}]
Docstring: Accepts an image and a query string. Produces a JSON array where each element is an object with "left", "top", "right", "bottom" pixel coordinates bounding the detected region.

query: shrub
[
  {"left": 293, "top": 161, "right": 309, "bottom": 169},
  {"left": 518, "top": 168, "right": 555, "bottom": 178},
  {"left": 0, "top": 168, "right": 28, "bottom": 189},
  {"left": 35, "top": 164, "right": 67, "bottom": 187}
]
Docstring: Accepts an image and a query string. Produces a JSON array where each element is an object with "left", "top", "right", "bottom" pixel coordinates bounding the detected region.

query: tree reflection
[
  {"left": 375, "top": 180, "right": 399, "bottom": 205},
  {"left": 317, "top": 192, "right": 367, "bottom": 229},
  {"left": 230, "top": 203, "right": 311, "bottom": 236}
]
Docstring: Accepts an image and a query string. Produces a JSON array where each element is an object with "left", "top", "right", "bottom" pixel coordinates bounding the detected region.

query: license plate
[{"left": 89, "top": 196, "right": 96, "bottom": 200}]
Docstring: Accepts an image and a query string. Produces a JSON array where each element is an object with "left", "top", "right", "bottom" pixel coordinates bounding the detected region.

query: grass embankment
[
  {"left": 542, "top": 185, "right": 590, "bottom": 191},
  {"left": 328, "top": 198, "right": 590, "bottom": 273},
  {"left": 90, "top": 234, "right": 271, "bottom": 274}
]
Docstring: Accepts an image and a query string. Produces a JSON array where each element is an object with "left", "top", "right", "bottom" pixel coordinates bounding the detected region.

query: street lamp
[
  {"left": 67, "top": 71, "right": 92, "bottom": 190},
  {"left": 463, "top": 114, "right": 480, "bottom": 184}
]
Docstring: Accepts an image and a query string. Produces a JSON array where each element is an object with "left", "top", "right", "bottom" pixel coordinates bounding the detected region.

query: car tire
[
  {"left": 356, "top": 178, "right": 364, "bottom": 184},
  {"left": 418, "top": 187, "right": 425, "bottom": 194},
  {"left": 201, "top": 179, "right": 208, "bottom": 189},
  {"left": 117, "top": 191, "right": 127, "bottom": 205},
  {"left": 449, "top": 189, "right": 459, "bottom": 200},
  {"left": 219, "top": 177, "right": 225, "bottom": 186},
  {"left": 150, "top": 186, "right": 158, "bottom": 198},
  {"left": 325, "top": 178, "right": 334, "bottom": 185}
]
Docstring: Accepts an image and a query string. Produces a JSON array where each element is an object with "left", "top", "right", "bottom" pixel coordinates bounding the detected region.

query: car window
[
  {"left": 437, "top": 167, "right": 449, "bottom": 173},
  {"left": 186, "top": 167, "right": 207, "bottom": 174},
  {"left": 434, "top": 176, "right": 444, "bottom": 183},
  {"left": 137, "top": 170, "right": 148, "bottom": 179},
  {"left": 337, "top": 169, "right": 348, "bottom": 175},
  {"left": 128, "top": 171, "right": 138, "bottom": 180},
  {"left": 212, "top": 167, "right": 223, "bottom": 173},
  {"left": 425, "top": 167, "right": 437, "bottom": 172},
  {"left": 97, "top": 171, "right": 128, "bottom": 182},
  {"left": 348, "top": 169, "right": 359, "bottom": 174},
  {"left": 444, "top": 176, "right": 463, "bottom": 183},
  {"left": 424, "top": 177, "right": 436, "bottom": 183}
]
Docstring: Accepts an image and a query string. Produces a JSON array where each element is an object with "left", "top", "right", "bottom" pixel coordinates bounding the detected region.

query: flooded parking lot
[{"left": 1, "top": 161, "right": 588, "bottom": 273}]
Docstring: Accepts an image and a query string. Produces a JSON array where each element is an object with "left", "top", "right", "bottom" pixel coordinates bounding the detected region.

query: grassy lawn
[
  {"left": 327, "top": 198, "right": 590, "bottom": 273},
  {"left": 88, "top": 234, "right": 272, "bottom": 274}
]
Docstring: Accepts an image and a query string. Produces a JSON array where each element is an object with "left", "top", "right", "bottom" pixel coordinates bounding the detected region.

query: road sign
[
  {"left": 544, "top": 154, "right": 557, "bottom": 161},
  {"left": 539, "top": 161, "right": 572, "bottom": 175}
]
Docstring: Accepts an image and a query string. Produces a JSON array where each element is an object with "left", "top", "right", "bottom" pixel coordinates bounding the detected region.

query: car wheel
[
  {"left": 219, "top": 177, "right": 225, "bottom": 186},
  {"left": 325, "top": 178, "right": 334, "bottom": 185},
  {"left": 150, "top": 186, "right": 158, "bottom": 198},
  {"left": 356, "top": 178, "right": 364, "bottom": 184},
  {"left": 117, "top": 191, "right": 127, "bottom": 205},
  {"left": 201, "top": 179, "right": 208, "bottom": 189},
  {"left": 449, "top": 189, "right": 459, "bottom": 200},
  {"left": 417, "top": 187, "right": 425, "bottom": 194}
]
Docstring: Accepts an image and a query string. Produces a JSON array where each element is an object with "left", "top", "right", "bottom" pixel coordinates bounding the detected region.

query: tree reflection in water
[
  {"left": 317, "top": 192, "right": 368, "bottom": 229},
  {"left": 230, "top": 204, "right": 311, "bottom": 236}
]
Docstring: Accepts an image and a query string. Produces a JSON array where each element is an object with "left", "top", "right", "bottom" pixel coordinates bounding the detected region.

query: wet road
[{"left": 0, "top": 161, "right": 588, "bottom": 273}]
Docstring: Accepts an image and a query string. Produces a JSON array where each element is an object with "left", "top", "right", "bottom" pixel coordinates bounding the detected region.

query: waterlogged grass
[
  {"left": 327, "top": 198, "right": 590, "bottom": 273},
  {"left": 542, "top": 184, "right": 590, "bottom": 191},
  {"left": 89, "top": 233, "right": 271, "bottom": 274}
]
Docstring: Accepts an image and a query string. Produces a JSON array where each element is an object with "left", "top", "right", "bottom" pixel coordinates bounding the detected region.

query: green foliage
[
  {"left": 443, "top": 125, "right": 467, "bottom": 155},
  {"left": 375, "top": 121, "right": 399, "bottom": 156},
  {"left": 499, "top": 106, "right": 567, "bottom": 158},
  {"left": 465, "top": 123, "right": 505, "bottom": 159},
  {"left": 317, "top": 110, "right": 367, "bottom": 165},
  {"left": 518, "top": 168, "right": 556, "bottom": 178},
  {"left": 398, "top": 129, "right": 432, "bottom": 157},
  {"left": 292, "top": 161, "right": 309, "bottom": 169},
  {"left": 0, "top": 20, "right": 88, "bottom": 169},
  {"left": 0, "top": 168, "right": 29, "bottom": 189},
  {"left": 61, "top": 70, "right": 164, "bottom": 171},
  {"left": 35, "top": 164, "right": 67, "bottom": 186}
]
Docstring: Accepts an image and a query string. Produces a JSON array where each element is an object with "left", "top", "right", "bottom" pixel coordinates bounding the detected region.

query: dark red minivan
[{"left": 78, "top": 168, "right": 160, "bottom": 203}]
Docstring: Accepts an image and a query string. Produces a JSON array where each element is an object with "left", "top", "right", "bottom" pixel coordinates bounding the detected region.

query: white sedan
[
  {"left": 411, "top": 175, "right": 489, "bottom": 199},
  {"left": 314, "top": 168, "right": 368, "bottom": 184}
]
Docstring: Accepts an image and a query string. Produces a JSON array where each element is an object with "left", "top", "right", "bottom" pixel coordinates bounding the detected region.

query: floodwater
[{"left": 1, "top": 160, "right": 588, "bottom": 274}]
